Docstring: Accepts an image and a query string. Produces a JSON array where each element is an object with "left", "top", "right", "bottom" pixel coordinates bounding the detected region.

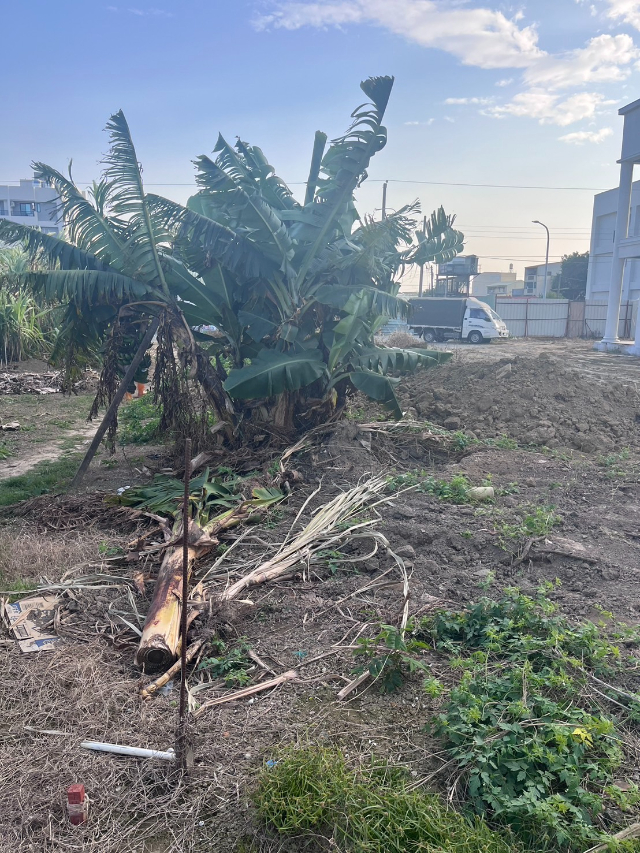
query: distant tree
[{"left": 551, "top": 251, "right": 589, "bottom": 300}]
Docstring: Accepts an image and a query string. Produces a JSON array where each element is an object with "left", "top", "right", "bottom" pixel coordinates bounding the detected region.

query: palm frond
[
  {"left": 26, "top": 269, "right": 152, "bottom": 306},
  {"left": 294, "top": 76, "right": 395, "bottom": 289},
  {"left": 32, "top": 162, "right": 127, "bottom": 266},
  {"left": 233, "top": 139, "right": 298, "bottom": 211},
  {"left": 103, "top": 110, "right": 171, "bottom": 294},
  {"left": 410, "top": 207, "right": 465, "bottom": 265},
  {"left": 147, "top": 193, "right": 278, "bottom": 280},
  {"left": 194, "top": 155, "right": 295, "bottom": 271},
  {"left": 304, "top": 131, "right": 328, "bottom": 206},
  {"left": 0, "top": 219, "right": 109, "bottom": 272}
]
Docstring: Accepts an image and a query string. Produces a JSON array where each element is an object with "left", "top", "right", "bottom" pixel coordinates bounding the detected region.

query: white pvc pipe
[{"left": 81, "top": 741, "right": 176, "bottom": 761}]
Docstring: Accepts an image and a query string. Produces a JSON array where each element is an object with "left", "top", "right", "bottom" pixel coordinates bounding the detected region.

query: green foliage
[
  {"left": 316, "top": 548, "right": 345, "bottom": 575},
  {"left": 113, "top": 466, "right": 284, "bottom": 531},
  {"left": 198, "top": 638, "right": 253, "bottom": 687},
  {"left": 353, "top": 624, "right": 431, "bottom": 693},
  {"left": 118, "top": 396, "right": 163, "bottom": 445},
  {"left": 416, "top": 589, "right": 640, "bottom": 848},
  {"left": 598, "top": 449, "right": 632, "bottom": 480},
  {"left": 552, "top": 252, "right": 589, "bottom": 300},
  {"left": 386, "top": 470, "right": 475, "bottom": 504},
  {"left": 496, "top": 505, "right": 561, "bottom": 546},
  {"left": 255, "top": 745, "right": 516, "bottom": 853},
  {"left": 0, "top": 285, "right": 49, "bottom": 364},
  {"left": 0, "top": 455, "right": 80, "bottom": 507}
]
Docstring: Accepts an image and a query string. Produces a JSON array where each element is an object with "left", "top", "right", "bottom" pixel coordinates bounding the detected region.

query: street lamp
[{"left": 532, "top": 220, "right": 550, "bottom": 298}]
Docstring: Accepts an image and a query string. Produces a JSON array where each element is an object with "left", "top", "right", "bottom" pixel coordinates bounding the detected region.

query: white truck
[{"left": 408, "top": 297, "right": 509, "bottom": 344}]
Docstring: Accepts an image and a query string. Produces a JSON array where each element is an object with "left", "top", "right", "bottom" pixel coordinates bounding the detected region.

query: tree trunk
[{"left": 136, "top": 521, "right": 217, "bottom": 671}]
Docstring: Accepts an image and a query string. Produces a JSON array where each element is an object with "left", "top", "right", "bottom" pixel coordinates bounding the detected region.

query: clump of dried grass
[
  {"left": 376, "top": 331, "right": 429, "bottom": 349},
  {"left": 0, "top": 524, "right": 126, "bottom": 587}
]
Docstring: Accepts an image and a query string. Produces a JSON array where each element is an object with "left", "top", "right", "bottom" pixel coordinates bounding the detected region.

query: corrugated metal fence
[{"left": 494, "top": 299, "right": 637, "bottom": 339}]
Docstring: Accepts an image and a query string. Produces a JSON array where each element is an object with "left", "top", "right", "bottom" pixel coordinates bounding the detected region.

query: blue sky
[{"left": 3, "top": 0, "right": 640, "bottom": 278}]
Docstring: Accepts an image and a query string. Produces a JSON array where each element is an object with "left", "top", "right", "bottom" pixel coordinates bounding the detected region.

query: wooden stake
[{"left": 178, "top": 438, "right": 192, "bottom": 772}]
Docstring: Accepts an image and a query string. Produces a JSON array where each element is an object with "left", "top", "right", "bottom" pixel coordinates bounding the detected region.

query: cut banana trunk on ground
[{"left": 136, "top": 521, "right": 216, "bottom": 671}]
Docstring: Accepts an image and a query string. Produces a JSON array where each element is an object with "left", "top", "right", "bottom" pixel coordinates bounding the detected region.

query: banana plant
[{"left": 0, "top": 76, "right": 463, "bottom": 441}]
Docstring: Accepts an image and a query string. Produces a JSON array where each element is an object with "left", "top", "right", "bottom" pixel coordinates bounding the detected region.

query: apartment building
[{"left": 0, "top": 176, "right": 62, "bottom": 236}]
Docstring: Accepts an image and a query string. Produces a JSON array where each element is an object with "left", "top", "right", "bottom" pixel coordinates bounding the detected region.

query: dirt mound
[{"left": 400, "top": 352, "right": 640, "bottom": 452}]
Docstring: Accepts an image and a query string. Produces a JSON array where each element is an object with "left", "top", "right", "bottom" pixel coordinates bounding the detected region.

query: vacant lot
[{"left": 2, "top": 339, "right": 640, "bottom": 852}]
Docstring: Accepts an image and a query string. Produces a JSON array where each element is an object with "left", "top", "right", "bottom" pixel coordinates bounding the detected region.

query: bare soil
[{"left": 2, "top": 340, "right": 640, "bottom": 852}]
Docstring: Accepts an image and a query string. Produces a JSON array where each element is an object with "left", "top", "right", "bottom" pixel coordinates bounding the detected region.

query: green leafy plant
[
  {"left": 198, "top": 638, "right": 253, "bottom": 687},
  {"left": 496, "top": 505, "right": 561, "bottom": 547},
  {"left": 386, "top": 470, "right": 477, "bottom": 504},
  {"left": 353, "top": 624, "right": 431, "bottom": 693},
  {"left": 416, "top": 589, "right": 640, "bottom": 849}
]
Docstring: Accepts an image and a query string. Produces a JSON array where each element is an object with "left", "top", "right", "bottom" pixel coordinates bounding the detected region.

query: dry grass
[
  {"left": 377, "top": 331, "right": 429, "bottom": 349},
  {"left": 0, "top": 523, "right": 127, "bottom": 587},
  {"left": 0, "top": 642, "right": 224, "bottom": 853}
]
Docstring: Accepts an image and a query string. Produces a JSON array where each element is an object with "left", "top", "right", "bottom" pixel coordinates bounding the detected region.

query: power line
[{"left": 0, "top": 178, "right": 610, "bottom": 191}]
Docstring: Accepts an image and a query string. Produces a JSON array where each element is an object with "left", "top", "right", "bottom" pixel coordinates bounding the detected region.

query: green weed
[
  {"left": 118, "top": 396, "right": 162, "bottom": 445},
  {"left": 255, "top": 745, "right": 517, "bottom": 853},
  {"left": 352, "top": 624, "right": 431, "bottom": 693},
  {"left": 386, "top": 470, "right": 477, "bottom": 504},
  {"left": 198, "top": 638, "right": 253, "bottom": 687},
  {"left": 0, "top": 573, "right": 36, "bottom": 599},
  {"left": 496, "top": 505, "right": 561, "bottom": 546},
  {"left": 416, "top": 588, "right": 640, "bottom": 849}
]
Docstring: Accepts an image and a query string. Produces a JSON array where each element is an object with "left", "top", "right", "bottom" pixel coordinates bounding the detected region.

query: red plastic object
[{"left": 67, "top": 784, "right": 88, "bottom": 825}]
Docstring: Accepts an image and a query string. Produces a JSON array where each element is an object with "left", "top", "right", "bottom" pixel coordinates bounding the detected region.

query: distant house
[
  {"left": 472, "top": 271, "right": 527, "bottom": 298},
  {"left": 0, "top": 175, "right": 62, "bottom": 237},
  {"left": 523, "top": 262, "right": 562, "bottom": 297}
]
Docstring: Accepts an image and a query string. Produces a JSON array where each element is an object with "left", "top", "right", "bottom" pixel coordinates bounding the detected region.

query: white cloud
[
  {"left": 254, "top": 0, "right": 543, "bottom": 69},
  {"left": 404, "top": 118, "right": 435, "bottom": 125},
  {"left": 254, "top": 0, "right": 636, "bottom": 131},
  {"left": 444, "top": 96, "right": 494, "bottom": 105},
  {"left": 558, "top": 127, "right": 614, "bottom": 144},
  {"left": 523, "top": 34, "right": 639, "bottom": 90},
  {"left": 487, "top": 91, "right": 615, "bottom": 126},
  {"left": 606, "top": 0, "right": 640, "bottom": 29}
]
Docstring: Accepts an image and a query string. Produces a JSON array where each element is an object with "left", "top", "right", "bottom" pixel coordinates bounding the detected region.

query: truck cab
[{"left": 464, "top": 301, "right": 509, "bottom": 344}]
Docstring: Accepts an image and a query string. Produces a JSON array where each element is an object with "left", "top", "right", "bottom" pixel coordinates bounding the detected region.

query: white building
[
  {"left": 586, "top": 180, "right": 640, "bottom": 302},
  {"left": 524, "top": 262, "right": 562, "bottom": 296},
  {"left": 0, "top": 176, "right": 62, "bottom": 236},
  {"left": 471, "top": 271, "right": 528, "bottom": 297},
  {"left": 591, "top": 97, "right": 640, "bottom": 353}
]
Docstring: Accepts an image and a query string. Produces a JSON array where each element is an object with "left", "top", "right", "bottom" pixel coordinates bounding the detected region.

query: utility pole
[
  {"left": 417, "top": 215, "right": 427, "bottom": 297},
  {"left": 532, "top": 220, "right": 550, "bottom": 298},
  {"left": 382, "top": 181, "right": 388, "bottom": 220}
]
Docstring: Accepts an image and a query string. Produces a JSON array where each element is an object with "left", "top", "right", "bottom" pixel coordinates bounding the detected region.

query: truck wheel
[
  {"left": 423, "top": 329, "right": 436, "bottom": 343},
  {"left": 468, "top": 330, "right": 484, "bottom": 344}
]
